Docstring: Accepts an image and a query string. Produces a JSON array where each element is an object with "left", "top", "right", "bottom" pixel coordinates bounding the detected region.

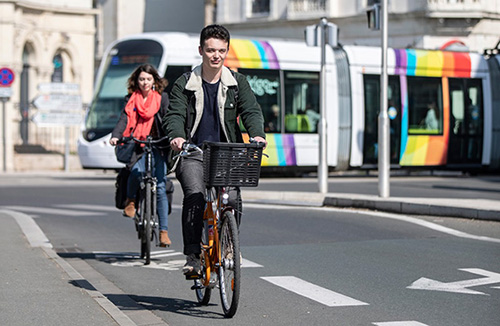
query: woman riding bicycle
[{"left": 109, "top": 63, "right": 172, "bottom": 247}]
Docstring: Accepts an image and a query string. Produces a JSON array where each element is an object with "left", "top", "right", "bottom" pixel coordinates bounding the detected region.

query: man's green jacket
[{"left": 162, "top": 65, "right": 265, "bottom": 144}]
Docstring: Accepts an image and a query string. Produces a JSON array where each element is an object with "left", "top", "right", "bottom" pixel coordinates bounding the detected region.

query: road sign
[
  {"left": 32, "top": 111, "right": 82, "bottom": 126},
  {"left": 0, "top": 87, "right": 13, "bottom": 98},
  {"left": 0, "top": 67, "right": 15, "bottom": 87},
  {"left": 33, "top": 94, "right": 82, "bottom": 111},
  {"left": 38, "top": 82, "right": 80, "bottom": 94}
]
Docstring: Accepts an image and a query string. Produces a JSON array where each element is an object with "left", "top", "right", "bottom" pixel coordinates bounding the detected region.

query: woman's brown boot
[
  {"left": 123, "top": 198, "right": 136, "bottom": 217},
  {"left": 160, "top": 230, "right": 171, "bottom": 247}
]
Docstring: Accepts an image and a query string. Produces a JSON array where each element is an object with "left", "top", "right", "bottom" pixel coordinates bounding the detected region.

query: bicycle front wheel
[
  {"left": 141, "top": 183, "right": 152, "bottom": 265},
  {"left": 195, "top": 220, "right": 212, "bottom": 305},
  {"left": 218, "top": 211, "right": 241, "bottom": 318}
]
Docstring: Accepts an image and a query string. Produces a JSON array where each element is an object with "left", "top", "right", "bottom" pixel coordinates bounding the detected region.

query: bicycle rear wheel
[
  {"left": 195, "top": 220, "right": 211, "bottom": 305},
  {"left": 218, "top": 211, "right": 241, "bottom": 318}
]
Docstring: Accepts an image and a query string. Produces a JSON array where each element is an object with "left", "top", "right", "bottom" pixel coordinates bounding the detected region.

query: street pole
[
  {"left": 378, "top": 0, "right": 390, "bottom": 197},
  {"left": 318, "top": 17, "right": 328, "bottom": 194},
  {"left": 2, "top": 98, "right": 6, "bottom": 172},
  {"left": 64, "top": 126, "right": 70, "bottom": 172}
]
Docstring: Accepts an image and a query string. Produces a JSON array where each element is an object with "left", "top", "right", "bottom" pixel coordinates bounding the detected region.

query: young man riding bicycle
[{"left": 163, "top": 24, "right": 267, "bottom": 277}]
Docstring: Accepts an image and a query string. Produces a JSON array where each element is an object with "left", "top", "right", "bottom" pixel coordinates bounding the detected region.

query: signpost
[
  {"left": 367, "top": 0, "right": 390, "bottom": 198},
  {"left": 33, "top": 82, "right": 83, "bottom": 172},
  {"left": 305, "top": 18, "right": 338, "bottom": 194},
  {"left": 0, "top": 67, "right": 15, "bottom": 172}
]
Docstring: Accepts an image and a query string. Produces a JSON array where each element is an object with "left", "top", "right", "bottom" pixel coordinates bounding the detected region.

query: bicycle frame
[{"left": 200, "top": 186, "right": 232, "bottom": 287}]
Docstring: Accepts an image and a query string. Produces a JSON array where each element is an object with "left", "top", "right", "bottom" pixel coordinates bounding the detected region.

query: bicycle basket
[{"left": 203, "top": 142, "right": 264, "bottom": 187}]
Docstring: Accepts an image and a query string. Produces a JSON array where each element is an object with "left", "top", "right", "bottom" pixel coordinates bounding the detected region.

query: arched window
[{"left": 51, "top": 53, "right": 63, "bottom": 82}]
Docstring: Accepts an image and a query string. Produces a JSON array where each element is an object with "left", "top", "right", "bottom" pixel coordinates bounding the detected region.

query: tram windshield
[{"left": 84, "top": 40, "right": 162, "bottom": 140}]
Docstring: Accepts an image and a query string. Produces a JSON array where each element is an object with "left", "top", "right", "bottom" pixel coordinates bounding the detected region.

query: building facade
[
  {"left": 0, "top": 0, "right": 98, "bottom": 171},
  {"left": 215, "top": 0, "right": 500, "bottom": 53},
  {"left": 0, "top": 0, "right": 204, "bottom": 171}
]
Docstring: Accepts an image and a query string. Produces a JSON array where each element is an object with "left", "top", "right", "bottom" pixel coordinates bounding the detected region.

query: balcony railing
[
  {"left": 289, "top": 0, "right": 327, "bottom": 13},
  {"left": 427, "top": 0, "right": 483, "bottom": 12}
]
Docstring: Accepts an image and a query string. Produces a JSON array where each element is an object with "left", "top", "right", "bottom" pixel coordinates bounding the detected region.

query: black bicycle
[{"left": 120, "top": 135, "right": 170, "bottom": 265}]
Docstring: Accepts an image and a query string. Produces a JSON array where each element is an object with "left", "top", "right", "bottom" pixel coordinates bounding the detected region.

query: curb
[
  {"left": 323, "top": 196, "right": 500, "bottom": 221},
  {"left": 241, "top": 190, "right": 500, "bottom": 222}
]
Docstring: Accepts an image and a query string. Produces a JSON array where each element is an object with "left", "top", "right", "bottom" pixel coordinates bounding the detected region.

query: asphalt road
[{"left": 1, "top": 173, "right": 499, "bottom": 325}]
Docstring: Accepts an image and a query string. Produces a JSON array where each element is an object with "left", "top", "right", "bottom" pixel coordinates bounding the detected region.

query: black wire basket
[{"left": 203, "top": 141, "right": 264, "bottom": 187}]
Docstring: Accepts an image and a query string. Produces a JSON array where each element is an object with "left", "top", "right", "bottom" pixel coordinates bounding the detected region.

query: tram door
[
  {"left": 363, "top": 75, "right": 402, "bottom": 165},
  {"left": 448, "top": 78, "right": 483, "bottom": 165}
]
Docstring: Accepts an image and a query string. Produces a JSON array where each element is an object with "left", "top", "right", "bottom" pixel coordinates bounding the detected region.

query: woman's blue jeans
[{"left": 127, "top": 148, "right": 168, "bottom": 231}]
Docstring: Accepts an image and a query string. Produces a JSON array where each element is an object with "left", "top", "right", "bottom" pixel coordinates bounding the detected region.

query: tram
[{"left": 77, "top": 32, "right": 500, "bottom": 172}]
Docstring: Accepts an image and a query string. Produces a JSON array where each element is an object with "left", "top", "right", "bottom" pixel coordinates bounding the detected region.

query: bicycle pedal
[
  {"left": 190, "top": 284, "right": 204, "bottom": 290},
  {"left": 185, "top": 273, "right": 202, "bottom": 280}
]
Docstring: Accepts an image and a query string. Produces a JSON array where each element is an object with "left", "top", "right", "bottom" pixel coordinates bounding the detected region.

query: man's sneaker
[{"left": 183, "top": 254, "right": 201, "bottom": 277}]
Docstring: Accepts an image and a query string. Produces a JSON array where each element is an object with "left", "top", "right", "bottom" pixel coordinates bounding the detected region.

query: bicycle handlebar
[{"left": 117, "top": 135, "right": 170, "bottom": 147}]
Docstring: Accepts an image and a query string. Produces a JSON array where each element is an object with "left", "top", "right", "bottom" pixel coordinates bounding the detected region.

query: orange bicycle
[{"left": 179, "top": 140, "right": 264, "bottom": 318}]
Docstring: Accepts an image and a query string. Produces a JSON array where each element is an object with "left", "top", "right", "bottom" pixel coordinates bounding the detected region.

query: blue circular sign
[{"left": 0, "top": 67, "right": 15, "bottom": 87}]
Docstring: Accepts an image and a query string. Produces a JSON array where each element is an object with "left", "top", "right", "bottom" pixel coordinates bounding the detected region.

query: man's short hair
[{"left": 200, "top": 24, "right": 230, "bottom": 48}]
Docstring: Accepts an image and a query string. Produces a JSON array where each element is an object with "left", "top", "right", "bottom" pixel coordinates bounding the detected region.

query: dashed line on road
[
  {"left": 261, "top": 276, "right": 369, "bottom": 307},
  {"left": 373, "top": 322, "right": 429, "bottom": 326},
  {"left": 1, "top": 205, "right": 101, "bottom": 216}
]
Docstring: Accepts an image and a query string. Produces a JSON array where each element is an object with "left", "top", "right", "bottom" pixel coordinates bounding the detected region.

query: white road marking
[
  {"left": 1, "top": 209, "right": 52, "bottom": 248},
  {"left": 261, "top": 276, "right": 368, "bottom": 307},
  {"left": 408, "top": 268, "right": 500, "bottom": 295},
  {"left": 111, "top": 260, "right": 186, "bottom": 271},
  {"left": 93, "top": 250, "right": 182, "bottom": 259},
  {"left": 242, "top": 258, "right": 263, "bottom": 268},
  {"left": 244, "top": 203, "right": 500, "bottom": 244},
  {"left": 1, "top": 205, "right": 101, "bottom": 216},
  {"left": 373, "top": 322, "right": 429, "bottom": 326},
  {"left": 56, "top": 204, "right": 118, "bottom": 212}
]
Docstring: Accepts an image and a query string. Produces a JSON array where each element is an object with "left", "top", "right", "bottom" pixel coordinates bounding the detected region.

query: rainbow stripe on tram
[
  {"left": 394, "top": 49, "right": 472, "bottom": 166},
  {"left": 242, "top": 133, "right": 297, "bottom": 166},
  {"left": 225, "top": 39, "right": 280, "bottom": 69}
]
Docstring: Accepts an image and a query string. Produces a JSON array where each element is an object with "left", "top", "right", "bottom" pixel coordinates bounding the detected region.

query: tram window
[
  {"left": 407, "top": 77, "right": 443, "bottom": 135},
  {"left": 239, "top": 68, "right": 281, "bottom": 133},
  {"left": 284, "top": 71, "right": 320, "bottom": 133},
  {"left": 164, "top": 65, "right": 192, "bottom": 95},
  {"left": 85, "top": 39, "right": 162, "bottom": 131}
]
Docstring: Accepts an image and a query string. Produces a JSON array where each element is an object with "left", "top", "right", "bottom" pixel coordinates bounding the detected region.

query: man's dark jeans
[{"left": 176, "top": 152, "right": 241, "bottom": 256}]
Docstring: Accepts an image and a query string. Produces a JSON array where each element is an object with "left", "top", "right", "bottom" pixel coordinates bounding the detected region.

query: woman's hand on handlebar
[
  {"left": 251, "top": 136, "right": 267, "bottom": 149},
  {"left": 170, "top": 137, "right": 186, "bottom": 152},
  {"left": 109, "top": 137, "right": 119, "bottom": 146}
]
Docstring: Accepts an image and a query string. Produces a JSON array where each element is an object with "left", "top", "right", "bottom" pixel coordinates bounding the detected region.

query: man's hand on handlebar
[{"left": 170, "top": 137, "right": 186, "bottom": 152}]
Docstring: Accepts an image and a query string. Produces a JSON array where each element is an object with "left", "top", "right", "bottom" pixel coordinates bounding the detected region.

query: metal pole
[
  {"left": 378, "top": 0, "right": 390, "bottom": 197},
  {"left": 2, "top": 99, "right": 6, "bottom": 172},
  {"left": 64, "top": 126, "right": 69, "bottom": 172},
  {"left": 318, "top": 17, "right": 328, "bottom": 194}
]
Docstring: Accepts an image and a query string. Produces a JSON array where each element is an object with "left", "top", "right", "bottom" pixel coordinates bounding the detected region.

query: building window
[
  {"left": 51, "top": 53, "right": 63, "bottom": 82},
  {"left": 248, "top": 0, "right": 270, "bottom": 16}
]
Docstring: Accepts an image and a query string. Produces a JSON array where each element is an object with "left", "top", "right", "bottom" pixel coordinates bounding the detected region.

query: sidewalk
[{"left": 0, "top": 210, "right": 123, "bottom": 326}]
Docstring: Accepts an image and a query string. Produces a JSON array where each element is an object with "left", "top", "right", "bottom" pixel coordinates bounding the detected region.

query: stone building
[
  {"left": 0, "top": 0, "right": 98, "bottom": 171},
  {"left": 215, "top": 0, "right": 500, "bottom": 53},
  {"left": 0, "top": 0, "right": 204, "bottom": 171}
]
